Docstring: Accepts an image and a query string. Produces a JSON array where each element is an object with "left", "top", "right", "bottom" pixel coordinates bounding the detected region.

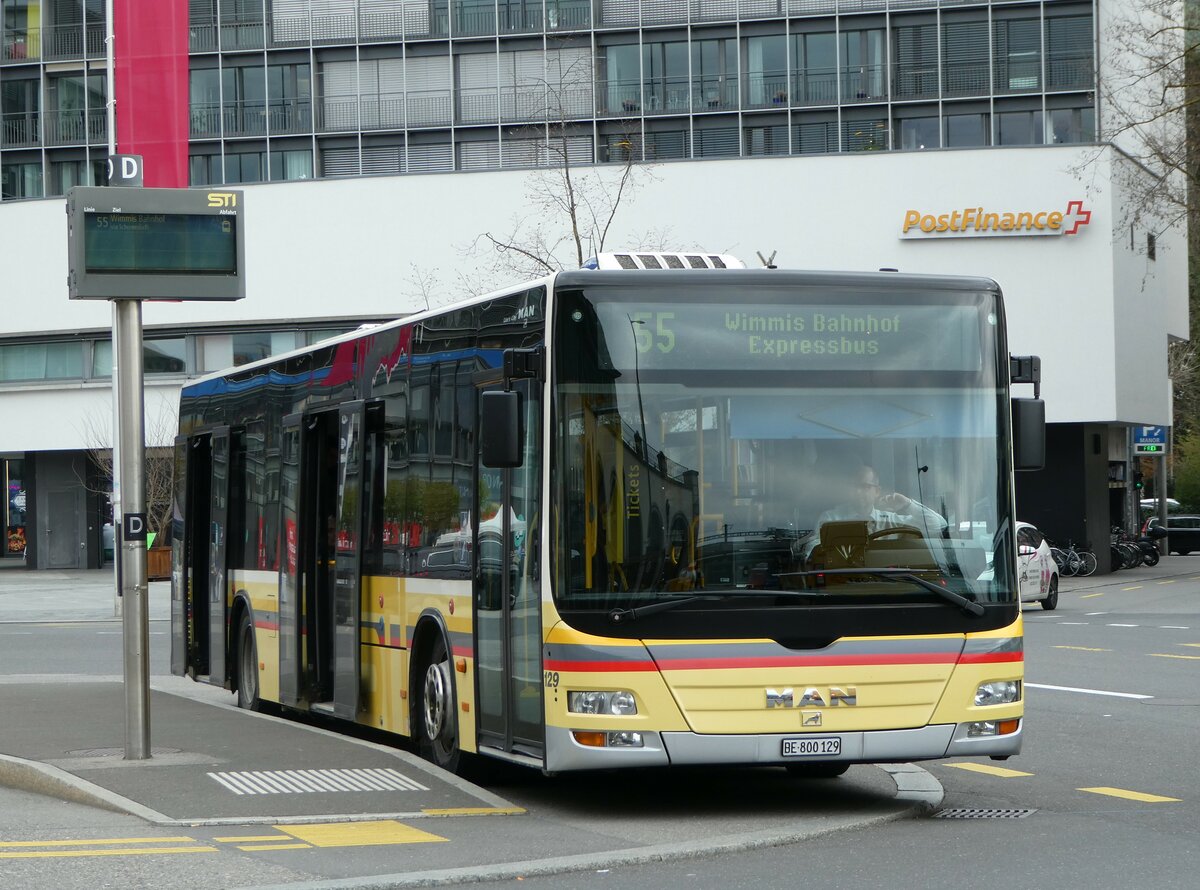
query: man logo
[
  {"left": 765, "top": 687, "right": 858, "bottom": 708},
  {"left": 207, "top": 192, "right": 238, "bottom": 208}
]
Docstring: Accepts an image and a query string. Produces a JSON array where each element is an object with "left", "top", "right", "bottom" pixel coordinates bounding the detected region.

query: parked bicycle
[
  {"left": 1110, "top": 527, "right": 1143, "bottom": 570},
  {"left": 1049, "top": 540, "right": 1097, "bottom": 577}
]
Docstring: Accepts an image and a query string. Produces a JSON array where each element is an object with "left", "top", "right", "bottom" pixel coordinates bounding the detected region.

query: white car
[{"left": 1016, "top": 521, "right": 1059, "bottom": 610}]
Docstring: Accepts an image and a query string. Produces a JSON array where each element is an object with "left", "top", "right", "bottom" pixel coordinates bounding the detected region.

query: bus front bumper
[{"left": 545, "top": 720, "right": 1022, "bottom": 771}]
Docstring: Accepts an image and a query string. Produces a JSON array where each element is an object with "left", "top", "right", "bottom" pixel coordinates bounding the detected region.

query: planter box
[{"left": 147, "top": 547, "right": 171, "bottom": 581}]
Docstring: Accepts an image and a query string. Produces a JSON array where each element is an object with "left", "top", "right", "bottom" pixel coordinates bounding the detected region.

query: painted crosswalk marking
[{"left": 207, "top": 768, "right": 430, "bottom": 796}]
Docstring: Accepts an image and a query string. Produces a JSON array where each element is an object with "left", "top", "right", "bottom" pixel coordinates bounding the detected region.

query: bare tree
[
  {"left": 462, "top": 43, "right": 673, "bottom": 287},
  {"left": 77, "top": 401, "right": 179, "bottom": 548}
]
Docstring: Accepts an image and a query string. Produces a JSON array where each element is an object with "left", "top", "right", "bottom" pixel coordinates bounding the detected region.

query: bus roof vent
[{"left": 584, "top": 252, "right": 745, "bottom": 270}]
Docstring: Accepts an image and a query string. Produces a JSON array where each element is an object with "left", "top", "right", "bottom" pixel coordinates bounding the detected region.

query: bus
[{"left": 172, "top": 256, "right": 1043, "bottom": 776}]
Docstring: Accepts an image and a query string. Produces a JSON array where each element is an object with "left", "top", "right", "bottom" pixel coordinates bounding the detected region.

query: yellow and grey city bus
[{"left": 172, "top": 257, "right": 1041, "bottom": 776}]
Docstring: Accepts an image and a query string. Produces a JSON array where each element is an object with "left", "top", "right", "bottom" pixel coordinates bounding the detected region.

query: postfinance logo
[{"left": 900, "top": 200, "right": 1092, "bottom": 239}]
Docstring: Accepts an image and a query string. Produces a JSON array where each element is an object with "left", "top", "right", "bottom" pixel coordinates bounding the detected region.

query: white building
[{"left": 0, "top": 0, "right": 1185, "bottom": 569}]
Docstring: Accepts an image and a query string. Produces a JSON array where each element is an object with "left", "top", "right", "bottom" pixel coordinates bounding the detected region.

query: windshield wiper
[
  {"left": 608, "top": 589, "right": 810, "bottom": 623},
  {"left": 777, "top": 568, "right": 985, "bottom": 617}
]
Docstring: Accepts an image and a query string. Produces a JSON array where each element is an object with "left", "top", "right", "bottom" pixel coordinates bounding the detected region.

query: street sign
[
  {"left": 1134, "top": 425, "right": 1168, "bottom": 456},
  {"left": 106, "top": 154, "right": 143, "bottom": 187}
]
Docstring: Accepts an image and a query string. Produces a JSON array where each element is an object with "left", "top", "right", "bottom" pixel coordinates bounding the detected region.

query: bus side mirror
[
  {"left": 481, "top": 390, "right": 522, "bottom": 468},
  {"left": 1012, "top": 398, "right": 1045, "bottom": 471}
]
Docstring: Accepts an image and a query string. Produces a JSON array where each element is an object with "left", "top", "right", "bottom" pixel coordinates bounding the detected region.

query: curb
[
  {"left": 238, "top": 764, "right": 943, "bottom": 890},
  {"left": 0, "top": 752, "right": 173, "bottom": 823}
]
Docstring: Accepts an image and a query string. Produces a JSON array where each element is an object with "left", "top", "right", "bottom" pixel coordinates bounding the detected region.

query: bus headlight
[
  {"left": 568, "top": 690, "right": 638, "bottom": 715},
  {"left": 974, "top": 680, "right": 1021, "bottom": 707}
]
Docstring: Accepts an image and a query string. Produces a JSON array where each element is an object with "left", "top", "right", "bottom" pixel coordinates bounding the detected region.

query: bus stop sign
[{"left": 1134, "top": 426, "right": 1168, "bottom": 455}]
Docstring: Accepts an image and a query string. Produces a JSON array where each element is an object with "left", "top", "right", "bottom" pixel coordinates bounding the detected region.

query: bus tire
[
  {"left": 1040, "top": 577, "right": 1059, "bottom": 611},
  {"left": 236, "top": 609, "right": 261, "bottom": 711},
  {"left": 785, "top": 762, "right": 850, "bottom": 779},
  {"left": 416, "top": 634, "right": 461, "bottom": 773}
]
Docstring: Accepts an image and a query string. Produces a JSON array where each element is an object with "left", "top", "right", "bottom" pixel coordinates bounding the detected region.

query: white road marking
[
  {"left": 1108, "top": 623, "right": 1140, "bottom": 628},
  {"left": 1025, "top": 683, "right": 1153, "bottom": 700}
]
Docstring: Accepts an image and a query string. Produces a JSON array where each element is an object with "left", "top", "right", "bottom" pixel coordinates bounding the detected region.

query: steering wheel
[{"left": 867, "top": 524, "right": 924, "bottom": 542}]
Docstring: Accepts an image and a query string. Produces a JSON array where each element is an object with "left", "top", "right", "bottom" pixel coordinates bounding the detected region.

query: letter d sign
[
  {"left": 124, "top": 512, "right": 148, "bottom": 542},
  {"left": 106, "top": 153, "right": 144, "bottom": 188}
]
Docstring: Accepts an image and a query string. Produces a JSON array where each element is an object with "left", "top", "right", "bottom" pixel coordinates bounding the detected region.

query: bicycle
[{"left": 1049, "top": 540, "right": 1096, "bottom": 577}]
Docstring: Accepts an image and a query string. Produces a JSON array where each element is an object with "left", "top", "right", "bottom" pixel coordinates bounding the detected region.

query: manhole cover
[
  {"left": 65, "top": 747, "right": 182, "bottom": 758},
  {"left": 934, "top": 808, "right": 1037, "bottom": 819}
]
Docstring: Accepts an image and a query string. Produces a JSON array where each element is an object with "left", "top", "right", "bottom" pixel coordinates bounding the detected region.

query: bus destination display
[{"left": 84, "top": 212, "right": 237, "bottom": 274}]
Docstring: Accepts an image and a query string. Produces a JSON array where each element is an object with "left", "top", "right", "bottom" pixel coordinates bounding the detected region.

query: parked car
[
  {"left": 1144, "top": 515, "right": 1200, "bottom": 555},
  {"left": 1016, "top": 521, "right": 1059, "bottom": 610}
]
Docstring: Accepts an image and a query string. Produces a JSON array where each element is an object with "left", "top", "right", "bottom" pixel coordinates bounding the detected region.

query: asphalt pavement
[{"left": 0, "top": 557, "right": 1021, "bottom": 887}]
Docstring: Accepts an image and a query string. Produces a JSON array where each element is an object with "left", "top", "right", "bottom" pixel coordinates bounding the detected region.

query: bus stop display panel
[{"left": 67, "top": 186, "right": 245, "bottom": 301}]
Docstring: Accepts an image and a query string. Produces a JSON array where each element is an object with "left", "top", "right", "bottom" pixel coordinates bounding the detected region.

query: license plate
[{"left": 781, "top": 737, "right": 841, "bottom": 757}]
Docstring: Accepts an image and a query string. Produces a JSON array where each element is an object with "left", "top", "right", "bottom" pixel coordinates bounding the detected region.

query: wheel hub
[{"left": 423, "top": 660, "right": 449, "bottom": 740}]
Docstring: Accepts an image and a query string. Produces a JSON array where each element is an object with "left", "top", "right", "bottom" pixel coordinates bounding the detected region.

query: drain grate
[
  {"left": 66, "top": 747, "right": 182, "bottom": 758},
  {"left": 934, "top": 808, "right": 1037, "bottom": 819}
]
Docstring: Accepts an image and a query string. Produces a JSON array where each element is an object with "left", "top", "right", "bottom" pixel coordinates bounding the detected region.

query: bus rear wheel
[
  {"left": 417, "top": 636, "right": 461, "bottom": 773},
  {"left": 236, "top": 610, "right": 261, "bottom": 711},
  {"left": 785, "top": 762, "right": 850, "bottom": 779}
]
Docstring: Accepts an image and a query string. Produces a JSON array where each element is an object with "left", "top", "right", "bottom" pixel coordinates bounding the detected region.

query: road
[{"left": 0, "top": 564, "right": 1197, "bottom": 888}]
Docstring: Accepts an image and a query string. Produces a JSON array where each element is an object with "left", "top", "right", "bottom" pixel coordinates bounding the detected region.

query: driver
[{"left": 817, "top": 465, "right": 946, "bottom": 535}]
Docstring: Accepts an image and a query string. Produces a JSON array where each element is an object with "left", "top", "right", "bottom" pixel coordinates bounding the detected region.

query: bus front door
[{"left": 475, "top": 379, "right": 544, "bottom": 762}]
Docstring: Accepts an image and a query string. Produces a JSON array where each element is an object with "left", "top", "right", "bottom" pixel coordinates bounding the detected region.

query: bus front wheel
[
  {"left": 417, "top": 635, "right": 461, "bottom": 773},
  {"left": 236, "top": 609, "right": 261, "bottom": 711}
]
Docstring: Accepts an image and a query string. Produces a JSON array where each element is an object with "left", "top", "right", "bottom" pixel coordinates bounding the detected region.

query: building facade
[{"left": 0, "top": 0, "right": 1187, "bottom": 570}]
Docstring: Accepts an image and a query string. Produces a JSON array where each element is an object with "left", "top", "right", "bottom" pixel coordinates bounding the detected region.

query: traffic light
[{"left": 1133, "top": 472, "right": 1144, "bottom": 490}]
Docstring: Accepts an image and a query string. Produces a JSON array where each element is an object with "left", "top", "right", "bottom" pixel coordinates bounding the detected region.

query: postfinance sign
[{"left": 900, "top": 200, "right": 1092, "bottom": 239}]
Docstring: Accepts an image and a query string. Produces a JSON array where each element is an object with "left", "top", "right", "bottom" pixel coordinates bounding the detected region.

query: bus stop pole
[{"left": 115, "top": 297, "right": 151, "bottom": 760}]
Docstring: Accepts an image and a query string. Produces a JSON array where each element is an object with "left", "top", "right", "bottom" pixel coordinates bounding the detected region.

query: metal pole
[{"left": 115, "top": 299, "right": 150, "bottom": 760}]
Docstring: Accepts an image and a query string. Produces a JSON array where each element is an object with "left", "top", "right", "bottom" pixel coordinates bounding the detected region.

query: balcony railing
[
  {"left": 190, "top": 99, "right": 312, "bottom": 138},
  {"left": 792, "top": 71, "right": 838, "bottom": 105},
  {"left": 1, "top": 112, "right": 40, "bottom": 147},
  {"left": 546, "top": 1, "right": 591, "bottom": 31},
  {"left": 1047, "top": 57, "right": 1093, "bottom": 91},
  {"left": 406, "top": 91, "right": 453, "bottom": 127},
  {"left": 43, "top": 108, "right": 106, "bottom": 145},
  {"left": 2, "top": 30, "right": 40, "bottom": 62},
  {"left": 745, "top": 71, "right": 791, "bottom": 109},
  {"left": 943, "top": 63, "right": 990, "bottom": 97},
  {"left": 693, "top": 77, "right": 738, "bottom": 111},
  {"left": 841, "top": 66, "right": 887, "bottom": 103},
  {"left": 40, "top": 23, "right": 105, "bottom": 60},
  {"left": 645, "top": 77, "right": 692, "bottom": 114},
  {"left": 892, "top": 64, "right": 940, "bottom": 99},
  {"left": 318, "top": 95, "right": 407, "bottom": 132}
]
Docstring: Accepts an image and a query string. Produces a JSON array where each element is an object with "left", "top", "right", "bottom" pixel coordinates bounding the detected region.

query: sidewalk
[
  {"left": 1057, "top": 553, "right": 1199, "bottom": 592},
  {"left": 0, "top": 565, "right": 939, "bottom": 887}
]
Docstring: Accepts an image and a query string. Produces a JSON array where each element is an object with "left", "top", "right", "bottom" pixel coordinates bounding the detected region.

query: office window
[
  {"left": 942, "top": 20, "right": 989, "bottom": 96},
  {"left": 644, "top": 129, "right": 687, "bottom": 160},
  {"left": 224, "top": 151, "right": 265, "bottom": 183},
  {"left": 692, "top": 38, "right": 737, "bottom": 111},
  {"left": 1, "top": 78, "right": 40, "bottom": 146},
  {"left": 792, "top": 32, "right": 836, "bottom": 105},
  {"left": 1046, "top": 16, "right": 1094, "bottom": 91},
  {"left": 693, "top": 126, "right": 739, "bottom": 157},
  {"left": 841, "top": 30, "right": 885, "bottom": 103},
  {"left": 1, "top": 160, "right": 42, "bottom": 199},
  {"left": 189, "top": 153, "right": 223, "bottom": 186},
  {"left": 945, "top": 112, "right": 989, "bottom": 147},
  {"left": 994, "top": 19, "right": 1041, "bottom": 92},
  {"left": 1048, "top": 107, "right": 1094, "bottom": 144},
  {"left": 602, "top": 44, "right": 641, "bottom": 115},
  {"left": 744, "top": 124, "right": 788, "bottom": 156},
  {"left": 893, "top": 24, "right": 938, "bottom": 99},
  {"left": 47, "top": 158, "right": 103, "bottom": 196},
  {"left": 843, "top": 117, "right": 888, "bottom": 152},
  {"left": 0, "top": 342, "right": 83, "bottom": 381},
  {"left": 745, "top": 35, "right": 788, "bottom": 108},
  {"left": 269, "top": 149, "right": 313, "bottom": 180},
  {"left": 794, "top": 119, "right": 837, "bottom": 154},
  {"left": 267, "top": 63, "right": 312, "bottom": 135},
  {"left": 898, "top": 116, "right": 940, "bottom": 150},
  {"left": 643, "top": 40, "right": 689, "bottom": 113},
  {"left": 996, "top": 110, "right": 1044, "bottom": 145},
  {"left": 92, "top": 339, "right": 187, "bottom": 377}
]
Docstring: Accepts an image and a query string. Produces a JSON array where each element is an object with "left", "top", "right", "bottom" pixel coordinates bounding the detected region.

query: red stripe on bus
[
  {"left": 956, "top": 652, "right": 1024, "bottom": 664},
  {"left": 652, "top": 653, "right": 962, "bottom": 671},
  {"left": 542, "top": 659, "right": 658, "bottom": 672}
]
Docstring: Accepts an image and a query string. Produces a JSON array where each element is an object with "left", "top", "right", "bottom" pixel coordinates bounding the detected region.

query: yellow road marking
[
  {"left": 421, "top": 807, "right": 526, "bottom": 816},
  {"left": 1081, "top": 592, "right": 1106, "bottom": 598},
  {"left": 1149, "top": 654, "right": 1200, "bottom": 660},
  {"left": 1120, "top": 586, "right": 1141, "bottom": 592},
  {"left": 0, "top": 837, "right": 196, "bottom": 848},
  {"left": 214, "top": 835, "right": 293, "bottom": 843},
  {"left": 237, "top": 843, "right": 312, "bottom": 852},
  {"left": 0, "top": 846, "right": 216, "bottom": 860},
  {"left": 1079, "top": 787, "right": 1180, "bottom": 803},
  {"left": 1182, "top": 644, "right": 1200, "bottom": 648},
  {"left": 945, "top": 762, "right": 1033, "bottom": 778},
  {"left": 1157, "top": 580, "right": 1177, "bottom": 585},
  {"left": 1053, "top": 645, "right": 1110, "bottom": 652},
  {"left": 279, "top": 821, "right": 448, "bottom": 848}
]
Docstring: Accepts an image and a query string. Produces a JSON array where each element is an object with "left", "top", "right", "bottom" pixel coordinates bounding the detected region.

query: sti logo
[{"left": 207, "top": 192, "right": 238, "bottom": 208}]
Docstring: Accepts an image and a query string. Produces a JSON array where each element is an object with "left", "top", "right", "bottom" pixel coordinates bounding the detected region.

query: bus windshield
[{"left": 552, "top": 279, "right": 1016, "bottom": 625}]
